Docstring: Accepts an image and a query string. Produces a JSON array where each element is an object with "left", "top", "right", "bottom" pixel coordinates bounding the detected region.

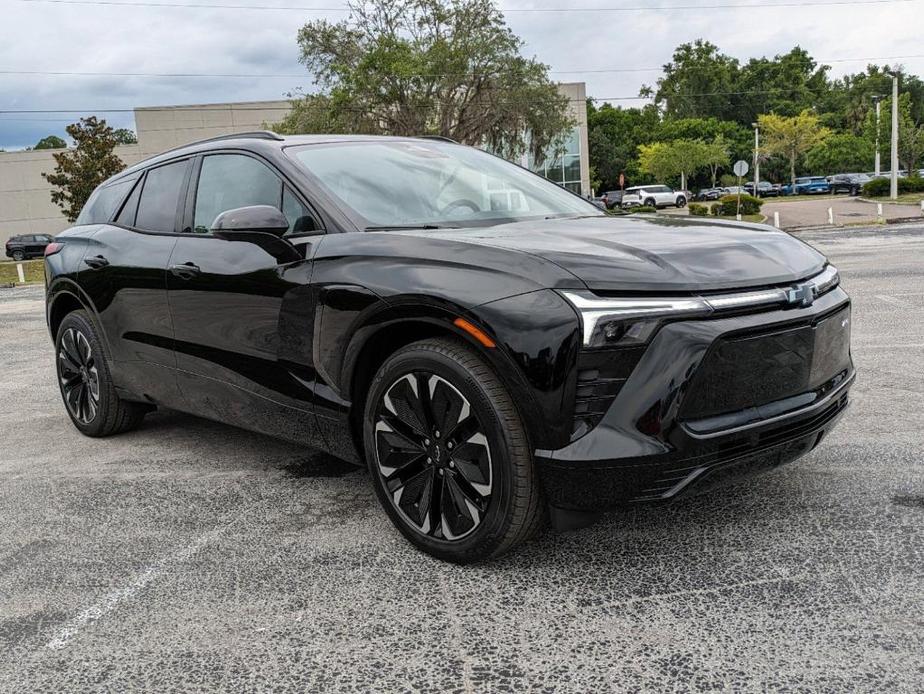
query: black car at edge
[
  {"left": 6, "top": 233, "right": 56, "bottom": 260},
  {"left": 44, "top": 132, "right": 855, "bottom": 562}
]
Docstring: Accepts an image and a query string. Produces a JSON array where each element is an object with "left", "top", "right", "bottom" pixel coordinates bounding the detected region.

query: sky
[{"left": 1, "top": 0, "right": 923, "bottom": 150}]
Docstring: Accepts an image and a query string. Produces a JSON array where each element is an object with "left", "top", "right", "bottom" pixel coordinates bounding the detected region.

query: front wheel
[
  {"left": 676, "top": 196, "right": 687, "bottom": 208},
  {"left": 644, "top": 198, "right": 657, "bottom": 209},
  {"left": 56, "top": 310, "right": 149, "bottom": 437},
  {"left": 363, "top": 338, "right": 544, "bottom": 563},
  {"left": 12, "top": 250, "right": 24, "bottom": 261}
]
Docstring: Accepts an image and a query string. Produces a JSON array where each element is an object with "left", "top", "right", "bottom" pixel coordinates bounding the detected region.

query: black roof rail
[{"left": 418, "top": 135, "right": 457, "bottom": 143}]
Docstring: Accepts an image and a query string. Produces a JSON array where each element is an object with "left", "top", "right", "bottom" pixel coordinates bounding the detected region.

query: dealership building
[{"left": 0, "top": 83, "right": 589, "bottom": 245}]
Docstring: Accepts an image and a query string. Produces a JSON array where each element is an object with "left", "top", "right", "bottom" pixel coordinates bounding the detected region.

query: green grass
[
  {"left": 763, "top": 194, "right": 840, "bottom": 203},
  {"left": 882, "top": 192, "right": 924, "bottom": 205},
  {"left": 715, "top": 214, "right": 766, "bottom": 224},
  {"left": 0, "top": 259, "right": 45, "bottom": 285}
]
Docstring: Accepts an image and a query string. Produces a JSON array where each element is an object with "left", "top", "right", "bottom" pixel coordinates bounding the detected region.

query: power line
[
  {"left": 12, "top": 0, "right": 921, "bottom": 12},
  {"left": 1, "top": 53, "right": 921, "bottom": 80}
]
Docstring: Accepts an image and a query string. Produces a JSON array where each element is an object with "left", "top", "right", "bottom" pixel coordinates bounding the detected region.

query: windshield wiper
[{"left": 363, "top": 224, "right": 457, "bottom": 231}]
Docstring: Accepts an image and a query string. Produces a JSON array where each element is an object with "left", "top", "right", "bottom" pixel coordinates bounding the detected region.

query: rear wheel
[
  {"left": 363, "top": 338, "right": 543, "bottom": 563},
  {"left": 644, "top": 197, "right": 657, "bottom": 209},
  {"left": 56, "top": 310, "right": 148, "bottom": 437},
  {"left": 676, "top": 196, "right": 687, "bottom": 208},
  {"left": 12, "top": 250, "right": 24, "bottom": 261}
]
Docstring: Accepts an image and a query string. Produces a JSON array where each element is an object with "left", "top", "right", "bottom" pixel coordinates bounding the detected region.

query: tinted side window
[
  {"left": 194, "top": 154, "right": 282, "bottom": 233},
  {"left": 115, "top": 176, "right": 143, "bottom": 227},
  {"left": 136, "top": 160, "right": 189, "bottom": 232},
  {"left": 75, "top": 176, "right": 137, "bottom": 226},
  {"left": 282, "top": 187, "right": 316, "bottom": 234}
]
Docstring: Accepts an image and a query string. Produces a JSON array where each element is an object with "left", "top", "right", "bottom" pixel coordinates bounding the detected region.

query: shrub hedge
[
  {"left": 862, "top": 175, "right": 924, "bottom": 197},
  {"left": 712, "top": 194, "right": 763, "bottom": 216},
  {"left": 688, "top": 203, "right": 709, "bottom": 216},
  {"left": 630, "top": 205, "right": 657, "bottom": 213}
]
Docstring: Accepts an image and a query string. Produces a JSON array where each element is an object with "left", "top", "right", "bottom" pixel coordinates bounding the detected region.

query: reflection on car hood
[{"left": 398, "top": 214, "right": 826, "bottom": 293}]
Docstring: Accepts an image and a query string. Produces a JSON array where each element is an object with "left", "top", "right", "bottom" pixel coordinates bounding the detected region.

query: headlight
[
  {"left": 562, "top": 265, "right": 840, "bottom": 348},
  {"left": 561, "top": 291, "right": 711, "bottom": 347}
]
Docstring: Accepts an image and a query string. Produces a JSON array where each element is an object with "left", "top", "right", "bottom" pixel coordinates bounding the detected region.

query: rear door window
[{"left": 136, "top": 160, "right": 189, "bottom": 232}]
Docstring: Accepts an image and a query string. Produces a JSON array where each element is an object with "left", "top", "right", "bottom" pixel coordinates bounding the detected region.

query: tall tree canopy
[
  {"left": 275, "top": 0, "right": 572, "bottom": 161},
  {"left": 34, "top": 135, "right": 67, "bottom": 150},
  {"left": 42, "top": 117, "right": 124, "bottom": 223},
  {"left": 758, "top": 110, "right": 831, "bottom": 186}
]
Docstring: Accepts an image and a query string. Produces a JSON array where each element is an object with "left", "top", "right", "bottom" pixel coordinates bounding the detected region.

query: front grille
[
  {"left": 682, "top": 306, "right": 851, "bottom": 420},
  {"left": 572, "top": 346, "right": 645, "bottom": 440}
]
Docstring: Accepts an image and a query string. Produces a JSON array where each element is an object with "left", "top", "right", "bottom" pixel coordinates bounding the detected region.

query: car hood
[{"left": 399, "top": 215, "right": 826, "bottom": 293}]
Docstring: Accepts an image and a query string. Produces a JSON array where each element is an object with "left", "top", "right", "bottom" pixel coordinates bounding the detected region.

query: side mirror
[
  {"left": 211, "top": 205, "right": 289, "bottom": 238},
  {"left": 210, "top": 205, "right": 301, "bottom": 264}
]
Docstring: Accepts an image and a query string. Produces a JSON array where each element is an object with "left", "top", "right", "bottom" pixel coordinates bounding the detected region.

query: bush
[
  {"left": 688, "top": 203, "right": 709, "bottom": 216},
  {"left": 710, "top": 202, "right": 723, "bottom": 216},
  {"left": 714, "top": 194, "right": 763, "bottom": 216},
  {"left": 862, "top": 176, "right": 924, "bottom": 197},
  {"left": 630, "top": 205, "right": 657, "bottom": 213}
]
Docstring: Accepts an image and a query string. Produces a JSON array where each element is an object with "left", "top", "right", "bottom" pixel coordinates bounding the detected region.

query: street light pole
[
  {"left": 752, "top": 123, "right": 760, "bottom": 195},
  {"left": 872, "top": 95, "right": 882, "bottom": 177},
  {"left": 890, "top": 72, "right": 899, "bottom": 200}
]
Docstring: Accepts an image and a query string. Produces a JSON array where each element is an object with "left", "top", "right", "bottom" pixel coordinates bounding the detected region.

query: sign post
[{"left": 733, "top": 160, "right": 749, "bottom": 221}]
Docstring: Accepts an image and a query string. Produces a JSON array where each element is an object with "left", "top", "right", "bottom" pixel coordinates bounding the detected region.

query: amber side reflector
[{"left": 453, "top": 317, "right": 496, "bottom": 348}]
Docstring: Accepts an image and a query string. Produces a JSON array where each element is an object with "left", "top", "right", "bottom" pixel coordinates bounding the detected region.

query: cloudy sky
[{"left": 1, "top": 0, "right": 922, "bottom": 150}]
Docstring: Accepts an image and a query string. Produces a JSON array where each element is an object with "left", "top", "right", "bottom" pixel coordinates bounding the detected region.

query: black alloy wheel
[
  {"left": 58, "top": 327, "right": 100, "bottom": 425},
  {"left": 676, "top": 196, "right": 687, "bottom": 208},
  {"left": 364, "top": 338, "right": 543, "bottom": 563},
  {"left": 55, "top": 310, "right": 149, "bottom": 436},
  {"left": 12, "top": 250, "right": 24, "bottom": 261},
  {"left": 644, "top": 198, "right": 657, "bottom": 208}
]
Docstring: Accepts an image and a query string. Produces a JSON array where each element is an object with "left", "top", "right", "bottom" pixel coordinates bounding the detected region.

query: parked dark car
[
  {"left": 744, "top": 181, "right": 780, "bottom": 198},
  {"left": 5, "top": 233, "right": 56, "bottom": 261},
  {"left": 44, "top": 132, "right": 854, "bottom": 563},
  {"left": 601, "top": 190, "right": 624, "bottom": 209},
  {"left": 828, "top": 173, "right": 871, "bottom": 196}
]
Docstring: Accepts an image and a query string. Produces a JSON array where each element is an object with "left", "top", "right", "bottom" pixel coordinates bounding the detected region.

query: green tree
[
  {"left": 42, "top": 117, "right": 124, "bottom": 222},
  {"left": 113, "top": 128, "right": 138, "bottom": 145},
  {"left": 34, "top": 135, "right": 67, "bottom": 150},
  {"left": 804, "top": 133, "right": 873, "bottom": 175},
  {"left": 586, "top": 101, "right": 660, "bottom": 189},
  {"left": 645, "top": 40, "right": 740, "bottom": 121},
  {"left": 758, "top": 110, "right": 831, "bottom": 187},
  {"left": 638, "top": 139, "right": 712, "bottom": 190},
  {"left": 703, "top": 135, "right": 731, "bottom": 187},
  {"left": 864, "top": 92, "right": 924, "bottom": 172},
  {"left": 276, "top": 0, "right": 572, "bottom": 161}
]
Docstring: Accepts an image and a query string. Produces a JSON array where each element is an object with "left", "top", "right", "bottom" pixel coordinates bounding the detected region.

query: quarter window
[
  {"left": 136, "top": 161, "right": 189, "bottom": 232},
  {"left": 193, "top": 154, "right": 282, "bottom": 233},
  {"left": 75, "top": 176, "right": 138, "bottom": 226}
]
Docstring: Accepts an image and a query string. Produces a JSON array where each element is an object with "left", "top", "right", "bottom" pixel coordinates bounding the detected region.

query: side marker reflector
[{"left": 453, "top": 318, "right": 496, "bottom": 348}]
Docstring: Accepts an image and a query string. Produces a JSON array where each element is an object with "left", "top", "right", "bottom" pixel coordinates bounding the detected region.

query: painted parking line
[
  {"left": 45, "top": 519, "right": 237, "bottom": 650},
  {"left": 875, "top": 295, "right": 912, "bottom": 308}
]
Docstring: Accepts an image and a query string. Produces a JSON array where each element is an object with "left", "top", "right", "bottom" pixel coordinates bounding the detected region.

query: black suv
[
  {"left": 828, "top": 173, "right": 871, "bottom": 196},
  {"left": 44, "top": 132, "right": 854, "bottom": 562},
  {"left": 6, "top": 233, "right": 56, "bottom": 261}
]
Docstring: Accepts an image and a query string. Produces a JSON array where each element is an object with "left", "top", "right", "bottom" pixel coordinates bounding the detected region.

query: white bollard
[
  {"left": 828, "top": 207, "right": 834, "bottom": 225},
  {"left": 736, "top": 214, "right": 742, "bottom": 222},
  {"left": 920, "top": 200, "right": 923, "bottom": 215},
  {"left": 16, "top": 263, "right": 25, "bottom": 284},
  {"left": 774, "top": 211, "right": 781, "bottom": 229},
  {"left": 877, "top": 202, "right": 883, "bottom": 221}
]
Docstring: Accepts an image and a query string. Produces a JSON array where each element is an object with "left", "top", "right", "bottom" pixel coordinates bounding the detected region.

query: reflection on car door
[
  {"left": 166, "top": 152, "right": 326, "bottom": 446},
  {"left": 80, "top": 163, "right": 187, "bottom": 407}
]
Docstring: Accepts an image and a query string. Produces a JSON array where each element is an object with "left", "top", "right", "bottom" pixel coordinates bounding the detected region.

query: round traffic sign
[{"left": 733, "top": 160, "right": 749, "bottom": 177}]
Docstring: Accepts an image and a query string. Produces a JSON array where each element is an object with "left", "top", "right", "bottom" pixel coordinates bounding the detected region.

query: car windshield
[{"left": 286, "top": 140, "right": 601, "bottom": 229}]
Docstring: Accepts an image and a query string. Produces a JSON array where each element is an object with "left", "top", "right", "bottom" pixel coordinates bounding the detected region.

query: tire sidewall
[
  {"left": 55, "top": 310, "right": 116, "bottom": 436},
  {"left": 12, "top": 251, "right": 24, "bottom": 261},
  {"left": 363, "top": 343, "right": 520, "bottom": 562}
]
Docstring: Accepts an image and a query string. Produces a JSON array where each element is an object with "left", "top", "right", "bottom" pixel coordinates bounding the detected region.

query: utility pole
[
  {"left": 890, "top": 72, "right": 899, "bottom": 200},
  {"left": 752, "top": 122, "right": 760, "bottom": 195},
  {"left": 872, "top": 95, "right": 882, "bottom": 177}
]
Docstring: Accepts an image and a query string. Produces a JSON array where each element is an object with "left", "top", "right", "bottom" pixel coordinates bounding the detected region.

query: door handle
[
  {"left": 169, "top": 262, "right": 201, "bottom": 280},
  {"left": 83, "top": 255, "right": 109, "bottom": 269}
]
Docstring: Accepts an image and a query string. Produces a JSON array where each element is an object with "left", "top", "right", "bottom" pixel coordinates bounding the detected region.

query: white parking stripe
[
  {"left": 45, "top": 521, "right": 233, "bottom": 650},
  {"left": 875, "top": 294, "right": 911, "bottom": 307}
]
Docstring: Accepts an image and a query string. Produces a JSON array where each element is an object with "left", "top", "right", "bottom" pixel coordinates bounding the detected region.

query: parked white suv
[{"left": 623, "top": 185, "right": 687, "bottom": 209}]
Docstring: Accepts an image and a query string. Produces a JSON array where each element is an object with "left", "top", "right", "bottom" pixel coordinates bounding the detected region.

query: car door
[
  {"left": 657, "top": 186, "right": 674, "bottom": 206},
  {"left": 78, "top": 162, "right": 188, "bottom": 407},
  {"left": 166, "top": 151, "right": 326, "bottom": 446}
]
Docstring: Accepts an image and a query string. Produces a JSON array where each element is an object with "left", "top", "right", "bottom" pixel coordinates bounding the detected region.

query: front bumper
[{"left": 535, "top": 287, "right": 854, "bottom": 510}]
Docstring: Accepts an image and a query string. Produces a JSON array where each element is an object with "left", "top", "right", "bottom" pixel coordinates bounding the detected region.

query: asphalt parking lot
[{"left": 1, "top": 226, "right": 923, "bottom": 692}]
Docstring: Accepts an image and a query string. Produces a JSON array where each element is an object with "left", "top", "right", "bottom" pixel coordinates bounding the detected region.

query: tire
[
  {"left": 363, "top": 337, "right": 544, "bottom": 563},
  {"left": 676, "top": 196, "right": 687, "bottom": 208},
  {"left": 55, "top": 310, "right": 148, "bottom": 437},
  {"left": 644, "top": 198, "right": 657, "bottom": 209},
  {"left": 12, "top": 250, "right": 24, "bottom": 261}
]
